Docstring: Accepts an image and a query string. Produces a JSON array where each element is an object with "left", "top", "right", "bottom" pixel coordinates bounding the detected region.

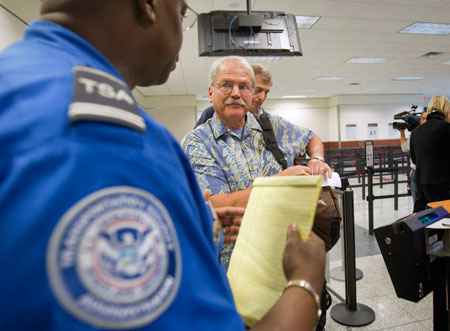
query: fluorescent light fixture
[
  {"left": 345, "top": 57, "right": 392, "bottom": 64},
  {"left": 441, "top": 60, "right": 450, "bottom": 65},
  {"left": 315, "top": 76, "right": 345, "bottom": 81},
  {"left": 392, "top": 76, "right": 423, "bottom": 81},
  {"left": 400, "top": 22, "right": 450, "bottom": 35},
  {"left": 295, "top": 16, "right": 320, "bottom": 29},
  {"left": 244, "top": 56, "right": 281, "bottom": 63},
  {"left": 296, "top": 88, "right": 318, "bottom": 92},
  {"left": 282, "top": 95, "right": 307, "bottom": 99}
]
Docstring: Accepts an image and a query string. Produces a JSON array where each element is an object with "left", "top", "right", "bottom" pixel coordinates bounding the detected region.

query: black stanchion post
[
  {"left": 362, "top": 173, "right": 365, "bottom": 200},
  {"left": 394, "top": 160, "right": 398, "bottom": 211},
  {"left": 330, "top": 189, "right": 375, "bottom": 327},
  {"left": 344, "top": 189, "right": 357, "bottom": 310},
  {"left": 365, "top": 141, "right": 375, "bottom": 236},
  {"left": 368, "top": 167, "right": 374, "bottom": 235},
  {"left": 330, "top": 186, "right": 363, "bottom": 282},
  {"left": 379, "top": 158, "right": 383, "bottom": 188}
]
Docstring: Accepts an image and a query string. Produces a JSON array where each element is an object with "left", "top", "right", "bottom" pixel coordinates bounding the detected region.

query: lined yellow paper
[{"left": 227, "top": 175, "right": 323, "bottom": 327}]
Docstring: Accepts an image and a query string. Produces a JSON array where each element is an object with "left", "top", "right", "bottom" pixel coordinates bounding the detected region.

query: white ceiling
[{"left": 1, "top": 0, "right": 450, "bottom": 99}]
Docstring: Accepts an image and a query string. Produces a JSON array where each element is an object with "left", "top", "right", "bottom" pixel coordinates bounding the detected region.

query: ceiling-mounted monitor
[{"left": 198, "top": 11, "right": 302, "bottom": 57}]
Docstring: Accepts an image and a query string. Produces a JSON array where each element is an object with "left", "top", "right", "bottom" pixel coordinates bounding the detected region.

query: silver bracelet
[{"left": 284, "top": 279, "right": 322, "bottom": 325}]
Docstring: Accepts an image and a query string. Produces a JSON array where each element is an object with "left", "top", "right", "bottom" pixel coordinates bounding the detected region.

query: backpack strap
[{"left": 256, "top": 112, "right": 288, "bottom": 170}]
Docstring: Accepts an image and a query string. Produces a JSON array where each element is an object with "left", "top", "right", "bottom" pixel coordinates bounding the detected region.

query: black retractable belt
[{"left": 256, "top": 113, "right": 288, "bottom": 170}]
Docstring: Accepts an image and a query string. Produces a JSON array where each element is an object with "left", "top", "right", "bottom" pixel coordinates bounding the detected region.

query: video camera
[{"left": 393, "top": 105, "right": 420, "bottom": 131}]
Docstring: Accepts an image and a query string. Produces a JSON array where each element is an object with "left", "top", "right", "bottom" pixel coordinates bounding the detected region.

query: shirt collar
[
  {"left": 210, "top": 112, "right": 262, "bottom": 140},
  {"left": 25, "top": 21, "right": 125, "bottom": 82}
]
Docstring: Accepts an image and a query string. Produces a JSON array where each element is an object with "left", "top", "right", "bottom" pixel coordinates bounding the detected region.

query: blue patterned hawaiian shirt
[{"left": 181, "top": 111, "right": 314, "bottom": 268}]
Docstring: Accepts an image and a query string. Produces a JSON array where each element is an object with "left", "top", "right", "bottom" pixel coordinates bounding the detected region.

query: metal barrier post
[
  {"left": 361, "top": 173, "right": 365, "bottom": 200},
  {"left": 367, "top": 167, "right": 374, "bottom": 235},
  {"left": 379, "top": 162, "right": 383, "bottom": 188},
  {"left": 330, "top": 189, "right": 375, "bottom": 327},
  {"left": 330, "top": 187, "right": 363, "bottom": 282},
  {"left": 394, "top": 160, "right": 398, "bottom": 211}
]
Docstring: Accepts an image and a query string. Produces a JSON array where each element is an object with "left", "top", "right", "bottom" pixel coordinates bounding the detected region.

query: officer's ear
[{"left": 137, "top": 0, "right": 156, "bottom": 24}]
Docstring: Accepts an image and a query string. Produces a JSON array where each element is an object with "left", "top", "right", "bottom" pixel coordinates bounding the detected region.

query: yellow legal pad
[{"left": 227, "top": 175, "right": 323, "bottom": 327}]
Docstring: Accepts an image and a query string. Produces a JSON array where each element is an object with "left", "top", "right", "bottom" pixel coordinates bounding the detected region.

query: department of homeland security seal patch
[{"left": 47, "top": 186, "right": 182, "bottom": 329}]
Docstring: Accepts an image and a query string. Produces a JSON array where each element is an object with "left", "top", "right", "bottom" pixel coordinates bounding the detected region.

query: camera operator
[
  {"left": 399, "top": 112, "right": 427, "bottom": 202},
  {"left": 410, "top": 96, "right": 450, "bottom": 212}
]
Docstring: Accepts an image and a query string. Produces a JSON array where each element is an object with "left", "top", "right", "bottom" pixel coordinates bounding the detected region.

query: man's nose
[{"left": 230, "top": 84, "right": 241, "bottom": 97}]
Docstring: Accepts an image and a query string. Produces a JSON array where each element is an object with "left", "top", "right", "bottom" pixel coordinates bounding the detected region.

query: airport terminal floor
[{"left": 325, "top": 175, "right": 432, "bottom": 331}]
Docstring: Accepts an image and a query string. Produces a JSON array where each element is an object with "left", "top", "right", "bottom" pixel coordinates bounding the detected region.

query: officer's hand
[
  {"left": 282, "top": 224, "right": 325, "bottom": 292},
  {"left": 277, "top": 165, "right": 312, "bottom": 177},
  {"left": 307, "top": 159, "right": 332, "bottom": 178},
  {"left": 215, "top": 206, "right": 245, "bottom": 243}
]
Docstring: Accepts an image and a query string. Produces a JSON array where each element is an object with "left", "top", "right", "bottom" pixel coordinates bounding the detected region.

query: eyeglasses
[{"left": 215, "top": 82, "right": 252, "bottom": 95}]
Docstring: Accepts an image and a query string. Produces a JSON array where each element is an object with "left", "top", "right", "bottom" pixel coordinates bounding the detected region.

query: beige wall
[
  {"left": 143, "top": 106, "right": 196, "bottom": 142},
  {"left": 0, "top": 5, "right": 26, "bottom": 51}
]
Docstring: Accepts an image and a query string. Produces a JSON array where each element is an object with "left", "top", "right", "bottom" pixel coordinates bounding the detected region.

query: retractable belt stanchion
[
  {"left": 330, "top": 185, "right": 363, "bottom": 282},
  {"left": 365, "top": 140, "right": 375, "bottom": 236},
  {"left": 394, "top": 160, "right": 399, "bottom": 211},
  {"left": 330, "top": 189, "right": 375, "bottom": 327},
  {"left": 367, "top": 166, "right": 375, "bottom": 235}
]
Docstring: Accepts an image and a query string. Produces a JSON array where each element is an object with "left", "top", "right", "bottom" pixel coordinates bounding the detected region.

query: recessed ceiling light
[
  {"left": 315, "top": 76, "right": 345, "bottom": 81},
  {"left": 392, "top": 76, "right": 423, "bottom": 81},
  {"left": 282, "top": 95, "right": 307, "bottom": 99},
  {"left": 295, "top": 16, "right": 320, "bottom": 29},
  {"left": 345, "top": 57, "right": 392, "bottom": 64},
  {"left": 244, "top": 57, "right": 281, "bottom": 63},
  {"left": 400, "top": 22, "right": 450, "bottom": 35},
  {"left": 441, "top": 60, "right": 450, "bottom": 65}
]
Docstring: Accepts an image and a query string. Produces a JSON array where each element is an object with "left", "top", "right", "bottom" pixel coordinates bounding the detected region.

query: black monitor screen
[{"left": 198, "top": 11, "right": 302, "bottom": 57}]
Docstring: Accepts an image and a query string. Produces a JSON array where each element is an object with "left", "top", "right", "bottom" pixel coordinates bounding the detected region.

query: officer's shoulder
[{"left": 68, "top": 66, "right": 146, "bottom": 133}]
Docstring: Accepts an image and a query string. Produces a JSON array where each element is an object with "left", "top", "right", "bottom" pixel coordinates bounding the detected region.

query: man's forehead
[
  {"left": 216, "top": 64, "right": 252, "bottom": 81},
  {"left": 255, "top": 75, "right": 272, "bottom": 89}
]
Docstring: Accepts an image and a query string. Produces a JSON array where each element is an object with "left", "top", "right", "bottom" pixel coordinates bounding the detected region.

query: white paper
[{"left": 321, "top": 171, "right": 341, "bottom": 188}]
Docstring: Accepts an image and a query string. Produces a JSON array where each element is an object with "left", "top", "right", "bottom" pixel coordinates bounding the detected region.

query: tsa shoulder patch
[
  {"left": 47, "top": 186, "right": 182, "bottom": 329},
  {"left": 69, "top": 66, "right": 146, "bottom": 132}
]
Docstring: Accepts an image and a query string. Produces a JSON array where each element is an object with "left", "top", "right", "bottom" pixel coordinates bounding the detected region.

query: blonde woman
[{"left": 410, "top": 96, "right": 450, "bottom": 212}]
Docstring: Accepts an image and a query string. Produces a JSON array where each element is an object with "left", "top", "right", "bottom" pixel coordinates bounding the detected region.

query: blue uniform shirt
[{"left": 0, "top": 21, "right": 244, "bottom": 330}]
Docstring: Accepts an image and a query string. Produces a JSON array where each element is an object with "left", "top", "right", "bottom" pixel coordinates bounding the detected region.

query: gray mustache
[{"left": 224, "top": 99, "right": 246, "bottom": 106}]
